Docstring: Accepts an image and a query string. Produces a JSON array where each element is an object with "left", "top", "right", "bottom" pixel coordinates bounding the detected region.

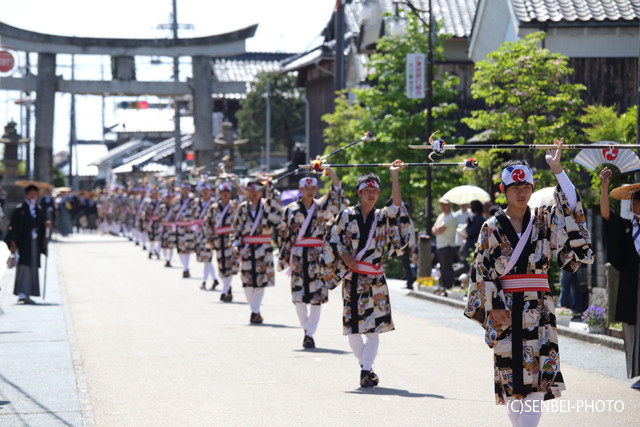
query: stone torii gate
[{"left": 0, "top": 21, "right": 257, "bottom": 184}]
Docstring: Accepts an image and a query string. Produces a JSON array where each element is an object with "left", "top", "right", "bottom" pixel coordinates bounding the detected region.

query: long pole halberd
[
  {"left": 409, "top": 144, "right": 640, "bottom": 150},
  {"left": 301, "top": 160, "right": 478, "bottom": 169},
  {"left": 253, "top": 132, "right": 374, "bottom": 190}
]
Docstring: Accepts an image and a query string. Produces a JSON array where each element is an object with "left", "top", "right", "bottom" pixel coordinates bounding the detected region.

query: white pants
[
  {"left": 148, "top": 240, "right": 158, "bottom": 254},
  {"left": 348, "top": 333, "right": 380, "bottom": 371},
  {"left": 295, "top": 303, "right": 321, "bottom": 337},
  {"left": 133, "top": 228, "right": 139, "bottom": 242},
  {"left": 141, "top": 232, "right": 148, "bottom": 246},
  {"left": 221, "top": 276, "right": 233, "bottom": 294},
  {"left": 505, "top": 392, "right": 544, "bottom": 427},
  {"left": 244, "top": 287, "right": 265, "bottom": 314},
  {"left": 164, "top": 248, "right": 173, "bottom": 262},
  {"left": 180, "top": 254, "right": 190, "bottom": 272},
  {"left": 202, "top": 262, "right": 218, "bottom": 282}
]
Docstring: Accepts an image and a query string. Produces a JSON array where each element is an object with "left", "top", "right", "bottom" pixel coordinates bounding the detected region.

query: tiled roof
[
  {"left": 510, "top": 0, "right": 640, "bottom": 23},
  {"left": 358, "top": 0, "right": 479, "bottom": 38},
  {"left": 211, "top": 52, "right": 298, "bottom": 83},
  {"left": 88, "top": 139, "right": 154, "bottom": 167}
]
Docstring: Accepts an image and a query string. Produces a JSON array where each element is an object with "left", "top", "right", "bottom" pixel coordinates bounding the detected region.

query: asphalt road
[{"left": 1, "top": 233, "right": 639, "bottom": 426}]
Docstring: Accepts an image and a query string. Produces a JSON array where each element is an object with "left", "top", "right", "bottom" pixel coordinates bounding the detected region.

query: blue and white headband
[
  {"left": 219, "top": 183, "right": 232, "bottom": 192},
  {"left": 501, "top": 165, "right": 534, "bottom": 187},
  {"left": 299, "top": 177, "right": 317, "bottom": 188}
]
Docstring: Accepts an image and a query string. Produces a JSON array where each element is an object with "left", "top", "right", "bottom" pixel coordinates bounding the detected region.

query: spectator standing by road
[{"left": 431, "top": 198, "right": 456, "bottom": 290}]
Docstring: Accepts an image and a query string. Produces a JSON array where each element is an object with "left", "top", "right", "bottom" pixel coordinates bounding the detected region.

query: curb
[{"left": 407, "top": 289, "right": 625, "bottom": 352}]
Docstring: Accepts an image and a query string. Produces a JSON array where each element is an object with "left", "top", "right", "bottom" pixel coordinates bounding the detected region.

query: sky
[{"left": 0, "top": 0, "right": 337, "bottom": 159}]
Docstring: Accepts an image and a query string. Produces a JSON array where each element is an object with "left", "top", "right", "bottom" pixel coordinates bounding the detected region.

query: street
[{"left": 1, "top": 234, "right": 639, "bottom": 426}]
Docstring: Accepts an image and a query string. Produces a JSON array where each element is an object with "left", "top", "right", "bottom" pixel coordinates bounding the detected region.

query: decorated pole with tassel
[{"left": 302, "top": 158, "right": 478, "bottom": 170}]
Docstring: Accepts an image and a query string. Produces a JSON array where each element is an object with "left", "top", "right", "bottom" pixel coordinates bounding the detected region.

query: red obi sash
[
  {"left": 242, "top": 235, "right": 271, "bottom": 245},
  {"left": 294, "top": 237, "right": 323, "bottom": 247},
  {"left": 500, "top": 274, "right": 550, "bottom": 293},
  {"left": 215, "top": 225, "right": 233, "bottom": 235},
  {"left": 349, "top": 261, "right": 384, "bottom": 276}
]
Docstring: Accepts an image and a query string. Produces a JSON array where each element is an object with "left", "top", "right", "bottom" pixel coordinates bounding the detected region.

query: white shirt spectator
[
  {"left": 434, "top": 211, "right": 457, "bottom": 249},
  {"left": 454, "top": 207, "right": 472, "bottom": 247}
]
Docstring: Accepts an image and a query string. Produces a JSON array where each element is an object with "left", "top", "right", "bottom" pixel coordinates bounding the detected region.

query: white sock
[
  {"left": 361, "top": 333, "right": 379, "bottom": 371},
  {"left": 165, "top": 248, "right": 173, "bottom": 262},
  {"left": 221, "top": 276, "right": 232, "bottom": 294},
  {"left": 348, "top": 334, "right": 365, "bottom": 366},
  {"left": 210, "top": 261, "right": 218, "bottom": 281},
  {"left": 244, "top": 287, "right": 264, "bottom": 314},
  {"left": 141, "top": 232, "right": 148, "bottom": 246},
  {"left": 203, "top": 263, "right": 213, "bottom": 282}
]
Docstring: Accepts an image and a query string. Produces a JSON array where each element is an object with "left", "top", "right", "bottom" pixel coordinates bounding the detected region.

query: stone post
[
  {"left": 34, "top": 53, "right": 56, "bottom": 184},
  {"left": 417, "top": 235, "right": 432, "bottom": 279},
  {"left": 191, "top": 55, "right": 215, "bottom": 169}
]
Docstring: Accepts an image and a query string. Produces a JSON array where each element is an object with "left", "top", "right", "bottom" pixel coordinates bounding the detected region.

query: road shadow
[
  {"left": 0, "top": 331, "right": 20, "bottom": 335},
  {"left": 293, "top": 348, "right": 351, "bottom": 355},
  {"left": 215, "top": 301, "right": 248, "bottom": 305},
  {"left": 12, "top": 303, "right": 60, "bottom": 307},
  {"left": 248, "top": 323, "right": 297, "bottom": 329},
  {"left": 345, "top": 387, "right": 446, "bottom": 399},
  {"left": 0, "top": 400, "right": 10, "bottom": 406},
  {"left": 0, "top": 372, "right": 75, "bottom": 426}
]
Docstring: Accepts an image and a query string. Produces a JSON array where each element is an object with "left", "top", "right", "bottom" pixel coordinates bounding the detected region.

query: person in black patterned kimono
[
  {"left": 171, "top": 181, "right": 198, "bottom": 278},
  {"left": 278, "top": 168, "right": 347, "bottom": 349},
  {"left": 144, "top": 186, "right": 163, "bottom": 260},
  {"left": 133, "top": 187, "right": 148, "bottom": 250},
  {"left": 159, "top": 188, "right": 177, "bottom": 267},
  {"left": 232, "top": 177, "right": 281, "bottom": 324},
  {"left": 464, "top": 140, "right": 594, "bottom": 427},
  {"left": 193, "top": 181, "right": 219, "bottom": 290},
  {"left": 320, "top": 161, "right": 411, "bottom": 388},
  {"left": 205, "top": 178, "right": 244, "bottom": 302}
]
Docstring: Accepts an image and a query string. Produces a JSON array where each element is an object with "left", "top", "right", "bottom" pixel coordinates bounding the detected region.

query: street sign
[
  {"left": 406, "top": 53, "right": 425, "bottom": 99},
  {"left": 0, "top": 50, "right": 16, "bottom": 73}
]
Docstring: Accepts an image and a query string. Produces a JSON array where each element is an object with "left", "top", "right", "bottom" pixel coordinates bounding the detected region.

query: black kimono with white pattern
[
  {"left": 320, "top": 203, "right": 411, "bottom": 335},
  {"left": 465, "top": 186, "right": 594, "bottom": 405}
]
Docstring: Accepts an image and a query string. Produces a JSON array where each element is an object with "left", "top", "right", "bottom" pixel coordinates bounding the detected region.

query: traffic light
[{"left": 118, "top": 101, "right": 166, "bottom": 110}]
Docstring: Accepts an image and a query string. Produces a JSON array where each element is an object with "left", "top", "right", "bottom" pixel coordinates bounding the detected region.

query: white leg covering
[
  {"left": 221, "top": 276, "right": 233, "bottom": 294},
  {"left": 141, "top": 232, "right": 148, "bottom": 246},
  {"left": 295, "top": 303, "right": 321, "bottom": 337},
  {"left": 361, "top": 333, "right": 379, "bottom": 371},
  {"left": 180, "top": 254, "right": 190, "bottom": 272},
  {"left": 164, "top": 248, "right": 173, "bottom": 262},
  {"left": 210, "top": 260, "right": 218, "bottom": 281},
  {"left": 505, "top": 392, "right": 544, "bottom": 427},
  {"left": 295, "top": 303, "right": 309, "bottom": 330},
  {"left": 348, "top": 334, "right": 365, "bottom": 366},
  {"left": 203, "top": 263, "right": 213, "bottom": 282},
  {"left": 244, "top": 287, "right": 265, "bottom": 313}
]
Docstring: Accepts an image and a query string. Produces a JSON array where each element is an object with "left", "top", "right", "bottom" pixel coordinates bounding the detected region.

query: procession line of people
[{"left": 10, "top": 136, "right": 640, "bottom": 427}]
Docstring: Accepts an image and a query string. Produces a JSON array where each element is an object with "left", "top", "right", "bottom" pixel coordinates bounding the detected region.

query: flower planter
[
  {"left": 556, "top": 314, "right": 571, "bottom": 328},
  {"left": 588, "top": 325, "right": 606, "bottom": 335},
  {"left": 609, "top": 328, "right": 624, "bottom": 339}
]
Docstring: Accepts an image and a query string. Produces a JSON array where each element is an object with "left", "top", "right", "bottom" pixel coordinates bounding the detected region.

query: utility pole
[
  {"left": 425, "top": 0, "right": 434, "bottom": 233},
  {"left": 266, "top": 82, "right": 271, "bottom": 172},
  {"left": 334, "top": 0, "right": 345, "bottom": 92},
  {"left": 69, "top": 54, "right": 77, "bottom": 190},
  {"left": 172, "top": 0, "right": 183, "bottom": 182},
  {"left": 636, "top": 23, "right": 640, "bottom": 183},
  {"left": 25, "top": 53, "right": 31, "bottom": 180}
]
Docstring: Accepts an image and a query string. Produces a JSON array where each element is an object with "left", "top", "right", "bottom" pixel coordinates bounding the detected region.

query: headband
[
  {"left": 357, "top": 179, "right": 380, "bottom": 191},
  {"left": 219, "top": 183, "right": 232, "bottom": 192},
  {"left": 181, "top": 182, "right": 191, "bottom": 189},
  {"left": 299, "top": 177, "right": 317, "bottom": 188},
  {"left": 501, "top": 165, "right": 534, "bottom": 188}
]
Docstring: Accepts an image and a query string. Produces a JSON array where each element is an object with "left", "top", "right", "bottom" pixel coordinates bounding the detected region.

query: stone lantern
[
  {"left": 1, "top": 121, "right": 31, "bottom": 229},
  {"left": 213, "top": 119, "right": 248, "bottom": 168}
]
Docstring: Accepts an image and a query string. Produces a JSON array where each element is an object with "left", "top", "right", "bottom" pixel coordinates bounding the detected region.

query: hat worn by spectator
[
  {"left": 438, "top": 197, "right": 451, "bottom": 204},
  {"left": 610, "top": 183, "right": 640, "bottom": 200}
]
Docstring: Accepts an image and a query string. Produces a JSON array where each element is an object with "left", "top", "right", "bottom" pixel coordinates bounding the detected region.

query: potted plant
[
  {"left": 581, "top": 306, "right": 607, "bottom": 334},
  {"left": 609, "top": 322, "right": 623, "bottom": 339},
  {"left": 555, "top": 307, "right": 572, "bottom": 327}
]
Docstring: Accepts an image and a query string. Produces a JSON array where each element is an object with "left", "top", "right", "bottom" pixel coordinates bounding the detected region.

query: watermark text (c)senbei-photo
[{"left": 506, "top": 399, "right": 625, "bottom": 414}]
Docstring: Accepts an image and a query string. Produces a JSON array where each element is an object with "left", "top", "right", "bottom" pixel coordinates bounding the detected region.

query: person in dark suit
[
  {"left": 4, "top": 184, "right": 51, "bottom": 304},
  {"left": 600, "top": 167, "right": 640, "bottom": 390}
]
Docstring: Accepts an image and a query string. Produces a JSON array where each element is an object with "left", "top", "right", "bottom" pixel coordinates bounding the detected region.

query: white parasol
[{"left": 441, "top": 185, "right": 491, "bottom": 204}]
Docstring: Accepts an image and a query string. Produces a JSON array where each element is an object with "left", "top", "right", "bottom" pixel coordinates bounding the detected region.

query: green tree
[
  {"left": 462, "top": 32, "right": 585, "bottom": 146},
  {"left": 322, "top": 15, "right": 463, "bottom": 228},
  {"left": 236, "top": 71, "right": 305, "bottom": 162},
  {"left": 579, "top": 104, "right": 638, "bottom": 207}
]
